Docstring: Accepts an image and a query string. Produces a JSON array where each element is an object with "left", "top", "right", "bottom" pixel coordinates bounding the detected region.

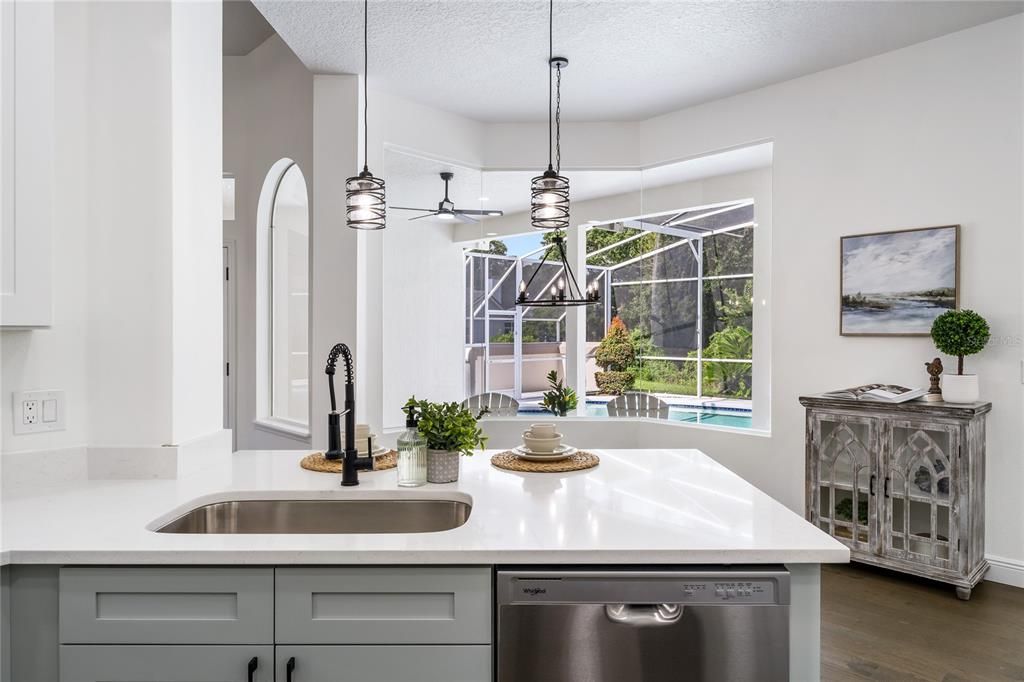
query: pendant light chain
[
  {"left": 547, "top": 0, "right": 554, "bottom": 170},
  {"left": 344, "top": 0, "right": 386, "bottom": 230},
  {"left": 555, "top": 63, "right": 562, "bottom": 174},
  {"left": 362, "top": 0, "right": 368, "bottom": 172}
]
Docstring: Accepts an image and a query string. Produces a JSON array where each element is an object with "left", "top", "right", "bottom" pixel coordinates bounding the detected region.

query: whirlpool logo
[{"left": 522, "top": 586, "right": 548, "bottom": 596}]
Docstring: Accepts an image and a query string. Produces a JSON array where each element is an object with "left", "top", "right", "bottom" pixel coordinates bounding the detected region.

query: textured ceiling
[
  {"left": 253, "top": 0, "right": 1022, "bottom": 122},
  {"left": 223, "top": 0, "right": 276, "bottom": 56}
]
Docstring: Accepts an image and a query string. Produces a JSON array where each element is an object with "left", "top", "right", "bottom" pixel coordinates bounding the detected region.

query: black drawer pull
[
  {"left": 247, "top": 656, "right": 258, "bottom": 682},
  {"left": 884, "top": 476, "right": 891, "bottom": 499},
  {"left": 870, "top": 474, "right": 876, "bottom": 496},
  {"left": 286, "top": 656, "right": 296, "bottom": 682}
]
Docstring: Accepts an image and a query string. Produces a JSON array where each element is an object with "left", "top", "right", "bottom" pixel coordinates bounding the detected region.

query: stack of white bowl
[{"left": 518, "top": 423, "right": 575, "bottom": 461}]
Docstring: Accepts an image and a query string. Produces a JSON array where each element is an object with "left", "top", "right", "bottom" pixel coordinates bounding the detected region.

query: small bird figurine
[{"left": 923, "top": 357, "right": 944, "bottom": 401}]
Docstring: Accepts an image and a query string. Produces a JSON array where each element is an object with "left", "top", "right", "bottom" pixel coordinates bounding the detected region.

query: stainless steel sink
[{"left": 153, "top": 498, "right": 472, "bottom": 534}]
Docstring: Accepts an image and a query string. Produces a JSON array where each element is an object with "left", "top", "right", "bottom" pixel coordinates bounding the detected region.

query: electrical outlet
[{"left": 13, "top": 390, "right": 66, "bottom": 435}]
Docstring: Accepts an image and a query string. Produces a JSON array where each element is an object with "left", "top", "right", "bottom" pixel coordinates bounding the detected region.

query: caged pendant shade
[
  {"left": 345, "top": 0, "right": 386, "bottom": 230},
  {"left": 530, "top": 0, "right": 570, "bottom": 231},
  {"left": 531, "top": 166, "right": 569, "bottom": 231}
]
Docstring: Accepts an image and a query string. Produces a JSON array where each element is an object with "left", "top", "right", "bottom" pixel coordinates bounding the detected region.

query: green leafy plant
[
  {"left": 930, "top": 309, "right": 990, "bottom": 375},
  {"left": 594, "top": 317, "right": 636, "bottom": 395},
  {"left": 701, "top": 326, "right": 753, "bottom": 398},
  {"left": 540, "top": 370, "right": 577, "bottom": 416},
  {"left": 403, "top": 397, "right": 487, "bottom": 456}
]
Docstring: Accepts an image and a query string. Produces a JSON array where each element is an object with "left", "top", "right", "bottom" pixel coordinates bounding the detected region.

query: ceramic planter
[
  {"left": 427, "top": 449, "right": 460, "bottom": 483},
  {"left": 942, "top": 374, "right": 979, "bottom": 404}
]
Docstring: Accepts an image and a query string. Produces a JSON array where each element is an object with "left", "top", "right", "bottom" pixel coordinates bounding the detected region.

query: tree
[
  {"left": 470, "top": 239, "right": 507, "bottom": 255},
  {"left": 930, "top": 309, "right": 990, "bottom": 374},
  {"left": 594, "top": 317, "right": 636, "bottom": 395}
]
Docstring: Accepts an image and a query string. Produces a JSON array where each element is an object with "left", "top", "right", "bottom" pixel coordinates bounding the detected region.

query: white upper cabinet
[{"left": 1, "top": 0, "right": 53, "bottom": 328}]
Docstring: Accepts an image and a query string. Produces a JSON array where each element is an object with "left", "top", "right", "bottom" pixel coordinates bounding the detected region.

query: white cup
[{"left": 529, "top": 423, "right": 556, "bottom": 438}]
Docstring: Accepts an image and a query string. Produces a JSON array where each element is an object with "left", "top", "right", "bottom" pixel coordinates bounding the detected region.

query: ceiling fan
[{"left": 391, "top": 172, "right": 503, "bottom": 223}]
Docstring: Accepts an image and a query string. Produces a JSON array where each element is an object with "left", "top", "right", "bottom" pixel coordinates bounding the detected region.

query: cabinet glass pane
[
  {"left": 888, "top": 424, "right": 956, "bottom": 566},
  {"left": 816, "top": 418, "right": 873, "bottom": 550}
]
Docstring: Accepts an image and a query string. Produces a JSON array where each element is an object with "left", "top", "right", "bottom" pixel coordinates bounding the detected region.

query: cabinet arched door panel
[
  {"left": 810, "top": 413, "right": 879, "bottom": 554},
  {"left": 884, "top": 421, "right": 959, "bottom": 570}
]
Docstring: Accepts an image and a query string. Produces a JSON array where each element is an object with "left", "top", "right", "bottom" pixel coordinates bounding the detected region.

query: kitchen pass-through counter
[
  {"left": 1, "top": 448, "right": 848, "bottom": 681},
  {"left": 1, "top": 448, "right": 848, "bottom": 566}
]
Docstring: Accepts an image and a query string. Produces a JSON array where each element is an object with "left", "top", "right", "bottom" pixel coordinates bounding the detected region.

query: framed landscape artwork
[{"left": 840, "top": 225, "right": 959, "bottom": 336}]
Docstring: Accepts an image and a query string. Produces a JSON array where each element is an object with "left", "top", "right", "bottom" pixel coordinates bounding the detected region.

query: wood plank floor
[{"left": 822, "top": 563, "right": 1024, "bottom": 681}]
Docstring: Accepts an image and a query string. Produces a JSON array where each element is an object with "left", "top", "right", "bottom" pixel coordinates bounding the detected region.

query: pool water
[
  {"left": 518, "top": 403, "right": 753, "bottom": 428},
  {"left": 583, "top": 403, "right": 752, "bottom": 428}
]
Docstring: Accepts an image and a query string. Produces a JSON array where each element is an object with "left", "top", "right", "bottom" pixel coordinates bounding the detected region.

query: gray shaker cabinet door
[
  {"left": 275, "top": 567, "right": 491, "bottom": 644},
  {"left": 59, "top": 645, "right": 273, "bottom": 682},
  {"left": 60, "top": 567, "right": 274, "bottom": 644},
  {"left": 275, "top": 645, "right": 492, "bottom": 682}
]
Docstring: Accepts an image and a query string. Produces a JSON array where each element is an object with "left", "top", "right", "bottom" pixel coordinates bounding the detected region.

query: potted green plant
[
  {"left": 404, "top": 397, "right": 488, "bottom": 483},
  {"left": 594, "top": 316, "right": 636, "bottom": 395},
  {"left": 540, "top": 370, "right": 577, "bottom": 416},
  {"left": 930, "top": 309, "right": 990, "bottom": 403}
]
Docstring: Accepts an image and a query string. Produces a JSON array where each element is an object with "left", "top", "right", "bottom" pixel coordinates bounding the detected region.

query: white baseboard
[{"left": 986, "top": 554, "right": 1024, "bottom": 588}]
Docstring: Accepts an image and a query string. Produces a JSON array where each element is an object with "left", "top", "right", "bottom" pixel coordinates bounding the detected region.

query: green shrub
[
  {"left": 595, "top": 371, "right": 634, "bottom": 395},
  {"left": 930, "top": 309, "right": 990, "bottom": 375},
  {"left": 595, "top": 317, "right": 636, "bottom": 372}
]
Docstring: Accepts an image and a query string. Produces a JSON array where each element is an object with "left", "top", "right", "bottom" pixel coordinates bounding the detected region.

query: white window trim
[
  {"left": 254, "top": 416, "right": 311, "bottom": 440},
  {"left": 255, "top": 158, "right": 311, "bottom": 431}
]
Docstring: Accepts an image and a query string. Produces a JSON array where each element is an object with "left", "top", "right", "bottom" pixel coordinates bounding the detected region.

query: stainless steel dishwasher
[{"left": 496, "top": 567, "right": 790, "bottom": 682}]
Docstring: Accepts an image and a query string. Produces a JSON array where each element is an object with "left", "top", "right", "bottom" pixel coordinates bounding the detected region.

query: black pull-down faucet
[{"left": 325, "top": 343, "right": 372, "bottom": 486}]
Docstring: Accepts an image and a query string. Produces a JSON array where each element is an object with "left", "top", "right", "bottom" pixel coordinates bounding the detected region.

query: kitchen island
[{"left": 2, "top": 448, "right": 848, "bottom": 680}]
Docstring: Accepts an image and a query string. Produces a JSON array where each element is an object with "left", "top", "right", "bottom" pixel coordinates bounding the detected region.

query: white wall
[
  {"left": 171, "top": 1, "right": 223, "bottom": 444},
  {"left": 2, "top": 1, "right": 224, "bottom": 455},
  {"left": 363, "top": 91, "right": 485, "bottom": 434},
  {"left": 223, "top": 34, "right": 314, "bottom": 450},
  {"left": 0, "top": 1, "right": 90, "bottom": 453},
  {"left": 478, "top": 16, "right": 1024, "bottom": 570}
]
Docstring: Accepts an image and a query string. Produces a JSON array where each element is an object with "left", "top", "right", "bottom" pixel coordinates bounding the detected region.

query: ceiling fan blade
[
  {"left": 407, "top": 213, "right": 439, "bottom": 222},
  {"left": 454, "top": 213, "right": 479, "bottom": 224},
  {"left": 456, "top": 209, "right": 504, "bottom": 217},
  {"left": 390, "top": 206, "right": 434, "bottom": 212}
]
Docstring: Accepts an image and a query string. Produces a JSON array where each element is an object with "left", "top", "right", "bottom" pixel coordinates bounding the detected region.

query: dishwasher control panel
[{"left": 498, "top": 570, "right": 789, "bottom": 606}]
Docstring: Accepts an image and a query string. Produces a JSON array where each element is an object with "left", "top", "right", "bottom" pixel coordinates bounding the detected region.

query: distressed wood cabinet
[{"left": 800, "top": 396, "right": 990, "bottom": 599}]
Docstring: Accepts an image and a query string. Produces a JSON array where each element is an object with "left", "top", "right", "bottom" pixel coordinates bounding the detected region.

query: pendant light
[
  {"left": 530, "top": 0, "right": 569, "bottom": 231},
  {"left": 516, "top": 233, "right": 601, "bottom": 307},
  {"left": 345, "top": 0, "right": 386, "bottom": 230}
]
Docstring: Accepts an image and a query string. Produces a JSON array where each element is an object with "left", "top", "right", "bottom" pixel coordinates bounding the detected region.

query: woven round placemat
[
  {"left": 491, "top": 450, "right": 599, "bottom": 473},
  {"left": 300, "top": 450, "right": 397, "bottom": 473}
]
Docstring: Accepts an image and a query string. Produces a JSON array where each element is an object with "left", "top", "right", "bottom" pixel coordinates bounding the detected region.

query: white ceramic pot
[
  {"left": 942, "top": 374, "right": 979, "bottom": 404},
  {"left": 427, "top": 449, "right": 460, "bottom": 483}
]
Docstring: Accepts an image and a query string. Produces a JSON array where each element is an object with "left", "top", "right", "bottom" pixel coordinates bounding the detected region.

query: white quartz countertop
[{"left": 1, "top": 448, "right": 849, "bottom": 565}]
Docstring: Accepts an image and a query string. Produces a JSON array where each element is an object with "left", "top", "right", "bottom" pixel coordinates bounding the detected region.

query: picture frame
[{"left": 840, "top": 225, "right": 960, "bottom": 337}]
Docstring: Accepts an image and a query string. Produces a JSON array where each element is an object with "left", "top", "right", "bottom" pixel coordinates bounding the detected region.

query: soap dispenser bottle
[{"left": 397, "top": 406, "right": 427, "bottom": 487}]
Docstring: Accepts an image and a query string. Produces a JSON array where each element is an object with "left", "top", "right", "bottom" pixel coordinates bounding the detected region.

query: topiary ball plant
[
  {"left": 930, "top": 309, "right": 990, "bottom": 375},
  {"left": 594, "top": 317, "right": 636, "bottom": 395}
]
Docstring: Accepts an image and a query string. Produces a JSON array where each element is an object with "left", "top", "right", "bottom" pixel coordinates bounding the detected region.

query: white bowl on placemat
[
  {"left": 522, "top": 432, "right": 563, "bottom": 453},
  {"left": 514, "top": 445, "right": 576, "bottom": 462}
]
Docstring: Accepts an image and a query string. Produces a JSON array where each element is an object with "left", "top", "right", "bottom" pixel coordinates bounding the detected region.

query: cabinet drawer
[
  {"left": 276, "top": 567, "right": 491, "bottom": 644},
  {"left": 60, "top": 645, "right": 273, "bottom": 682},
  {"left": 276, "top": 645, "right": 491, "bottom": 682},
  {"left": 60, "top": 567, "right": 274, "bottom": 644}
]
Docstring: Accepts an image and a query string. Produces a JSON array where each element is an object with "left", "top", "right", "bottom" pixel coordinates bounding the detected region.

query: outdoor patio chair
[
  {"left": 605, "top": 392, "right": 670, "bottom": 419},
  {"left": 462, "top": 392, "right": 520, "bottom": 417}
]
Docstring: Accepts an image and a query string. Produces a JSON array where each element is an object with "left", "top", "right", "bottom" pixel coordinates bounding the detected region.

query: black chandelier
[
  {"left": 345, "top": 0, "right": 386, "bottom": 230},
  {"left": 516, "top": 233, "right": 600, "bottom": 307},
  {"left": 530, "top": 0, "right": 569, "bottom": 231}
]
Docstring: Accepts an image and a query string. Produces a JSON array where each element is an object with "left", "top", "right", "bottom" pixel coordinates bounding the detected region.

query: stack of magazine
[{"left": 823, "top": 384, "right": 926, "bottom": 403}]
